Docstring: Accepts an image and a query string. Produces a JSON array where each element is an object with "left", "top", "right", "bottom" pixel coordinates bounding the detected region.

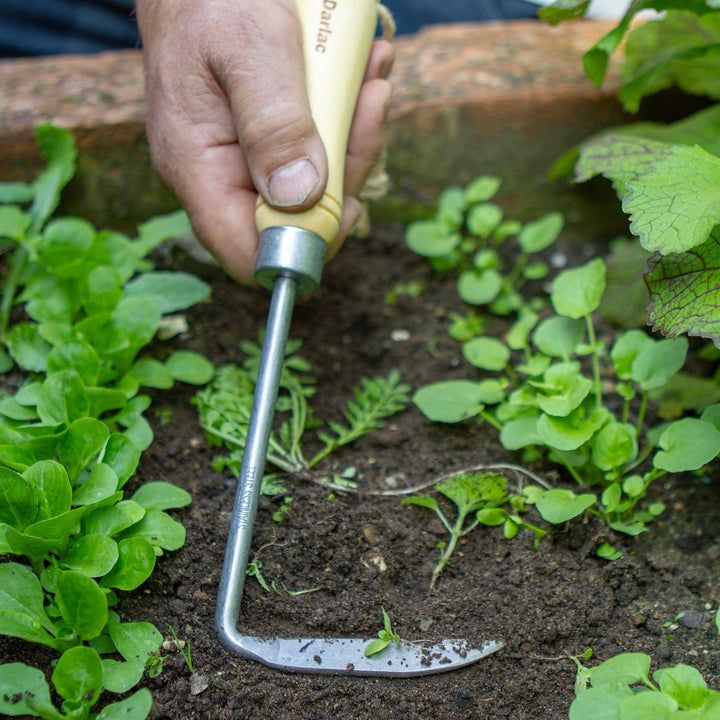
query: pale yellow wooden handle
[{"left": 255, "top": 0, "right": 378, "bottom": 244}]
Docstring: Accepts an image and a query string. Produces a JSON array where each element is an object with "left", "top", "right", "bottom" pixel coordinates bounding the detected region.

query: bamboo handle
[{"left": 254, "top": 0, "right": 378, "bottom": 244}]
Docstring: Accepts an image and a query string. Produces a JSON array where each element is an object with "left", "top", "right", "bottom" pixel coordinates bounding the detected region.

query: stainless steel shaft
[{"left": 215, "top": 273, "right": 297, "bottom": 652}]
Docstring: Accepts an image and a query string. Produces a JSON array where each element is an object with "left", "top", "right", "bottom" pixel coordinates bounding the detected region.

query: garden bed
[{"left": 1, "top": 18, "right": 719, "bottom": 720}]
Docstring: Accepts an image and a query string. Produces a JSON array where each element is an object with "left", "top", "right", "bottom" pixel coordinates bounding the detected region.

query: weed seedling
[
  {"left": 167, "top": 624, "right": 194, "bottom": 674},
  {"left": 364, "top": 606, "right": 401, "bottom": 657},
  {"left": 403, "top": 472, "right": 546, "bottom": 590}
]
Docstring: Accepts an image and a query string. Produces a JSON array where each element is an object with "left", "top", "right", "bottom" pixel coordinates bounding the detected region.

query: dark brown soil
[{"left": 5, "top": 225, "right": 720, "bottom": 719}]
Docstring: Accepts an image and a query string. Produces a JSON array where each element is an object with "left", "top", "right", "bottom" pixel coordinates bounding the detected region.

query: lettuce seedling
[
  {"left": 403, "top": 472, "right": 545, "bottom": 590},
  {"left": 0, "top": 125, "right": 209, "bottom": 719}
]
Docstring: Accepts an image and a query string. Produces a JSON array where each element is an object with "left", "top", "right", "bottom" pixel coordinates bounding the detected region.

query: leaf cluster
[
  {"left": 0, "top": 126, "right": 211, "bottom": 719},
  {"left": 406, "top": 176, "right": 562, "bottom": 320},
  {"left": 363, "top": 606, "right": 401, "bottom": 657},
  {"left": 414, "top": 254, "right": 720, "bottom": 538},
  {"left": 570, "top": 651, "right": 720, "bottom": 719},
  {"left": 544, "top": 3, "right": 720, "bottom": 345}
]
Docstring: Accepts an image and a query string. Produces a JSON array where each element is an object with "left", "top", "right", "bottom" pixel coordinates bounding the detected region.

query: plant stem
[
  {"left": 480, "top": 410, "right": 503, "bottom": 430},
  {"left": 635, "top": 391, "right": 648, "bottom": 433},
  {"left": 584, "top": 314, "right": 602, "bottom": 410}
]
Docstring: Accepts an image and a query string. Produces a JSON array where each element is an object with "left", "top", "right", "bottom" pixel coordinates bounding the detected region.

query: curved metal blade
[{"left": 221, "top": 634, "right": 504, "bottom": 676}]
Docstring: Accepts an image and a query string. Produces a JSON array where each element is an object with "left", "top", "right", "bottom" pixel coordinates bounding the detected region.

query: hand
[{"left": 136, "top": 0, "right": 393, "bottom": 284}]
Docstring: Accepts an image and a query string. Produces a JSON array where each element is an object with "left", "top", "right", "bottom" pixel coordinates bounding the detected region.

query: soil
[{"left": 5, "top": 224, "right": 720, "bottom": 719}]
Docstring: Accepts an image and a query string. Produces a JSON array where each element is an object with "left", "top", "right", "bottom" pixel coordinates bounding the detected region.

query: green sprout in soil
[
  {"left": 403, "top": 471, "right": 546, "bottom": 590},
  {"left": 167, "top": 624, "right": 194, "bottom": 674},
  {"left": 364, "top": 606, "right": 401, "bottom": 657}
]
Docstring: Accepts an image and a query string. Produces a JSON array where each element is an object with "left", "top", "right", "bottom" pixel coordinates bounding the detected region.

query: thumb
[{"left": 211, "top": 0, "right": 328, "bottom": 210}]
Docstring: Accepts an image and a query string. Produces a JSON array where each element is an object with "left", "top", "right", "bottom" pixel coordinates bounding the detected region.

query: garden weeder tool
[{"left": 215, "top": 0, "right": 504, "bottom": 676}]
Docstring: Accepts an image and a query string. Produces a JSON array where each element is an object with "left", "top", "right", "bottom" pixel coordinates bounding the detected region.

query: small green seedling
[
  {"left": 403, "top": 472, "right": 545, "bottom": 590},
  {"left": 167, "top": 624, "right": 194, "bottom": 674},
  {"left": 195, "top": 346, "right": 410, "bottom": 485},
  {"left": 364, "top": 606, "right": 401, "bottom": 657}
]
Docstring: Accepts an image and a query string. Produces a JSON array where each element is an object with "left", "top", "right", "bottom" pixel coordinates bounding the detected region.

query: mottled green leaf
[{"left": 624, "top": 144, "right": 720, "bottom": 254}]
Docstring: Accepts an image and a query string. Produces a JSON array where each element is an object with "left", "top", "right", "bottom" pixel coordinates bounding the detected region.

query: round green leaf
[
  {"left": 533, "top": 316, "right": 585, "bottom": 360},
  {"left": 591, "top": 652, "right": 651, "bottom": 687},
  {"left": 499, "top": 414, "right": 540, "bottom": 450},
  {"left": 46, "top": 340, "right": 100, "bottom": 386},
  {"left": 406, "top": 220, "right": 460, "bottom": 257},
  {"left": 518, "top": 211, "right": 564, "bottom": 253},
  {"left": 569, "top": 685, "right": 633, "bottom": 720},
  {"left": 457, "top": 268, "right": 503, "bottom": 306},
  {"left": 467, "top": 203, "right": 503, "bottom": 238},
  {"left": 551, "top": 258, "right": 606, "bottom": 318},
  {"left": 462, "top": 336, "right": 510, "bottom": 371},
  {"left": 119, "top": 508, "right": 186, "bottom": 551},
  {"left": 72, "top": 463, "right": 119, "bottom": 506},
  {"left": 0, "top": 663, "right": 62, "bottom": 719},
  {"left": 61, "top": 535, "right": 119, "bottom": 577},
  {"left": 57, "top": 417, "right": 110, "bottom": 481},
  {"left": 619, "top": 690, "right": 677, "bottom": 719},
  {"left": 56, "top": 571, "right": 108, "bottom": 640},
  {"left": 132, "top": 358, "right": 174, "bottom": 389},
  {"left": 654, "top": 418, "right": 720, "bottom": 472},
  {"left": 537, "top": 409, "right": 601, "bottom": 451},
  {"left": 535, "top": 489, "right": 596, "bottom": 523},
  {"left": 95, "top": 688, "right": 153, "bottom": 720},
  {"left": 413, "top": 381, "right": 487, "bottom": 423},
  {"left": 464, "top": 176, "right": 501, "bottom": 203},
  {"left": 477, "top": 508, "right": 507, "bottom": 526},
  {"left": 165, "top": 350, "right": 214, "bottom": 384},
  {"left": 656, "top": 664, "right": 709, "bottom": 710},
  {"left": 131, "top": 481, "right": 192, "bottom": 511},
  {"left": 124, "top": 271, "right": 211, "bottom": 314},
  {"left": 610, "top": 329, "right": 654, "bottom": 380},
  {"left": 52, "top": 645, "right": 102, "bottom": 706},
  {"left": 101, "top": 658, "right": 146, "bottom": 694},
  {"left": 107, "top": 620, "right": 163, "bottom": 663},
  {"left": 631, "top": 336, "right": 688, "bottom": 391},
  {"left": 101, "top": 537, "right": 156, "bottom": 591},
  {"left": 592, "top": 422, "right": 638, "bottom": 471}
]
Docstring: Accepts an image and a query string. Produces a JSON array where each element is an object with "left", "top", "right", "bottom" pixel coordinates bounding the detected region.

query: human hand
[{"left": 136, "top": 0, "right": 393, "bottom": 284}]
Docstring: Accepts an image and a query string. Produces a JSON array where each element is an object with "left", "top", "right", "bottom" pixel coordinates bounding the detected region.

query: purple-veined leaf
[{"left": 645, "top": 229, "right": 720, "bottom": 344}]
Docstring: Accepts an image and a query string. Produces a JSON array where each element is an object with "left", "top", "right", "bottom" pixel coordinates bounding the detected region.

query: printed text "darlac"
[{"left": 315, "top": 0, "right": 338, "bottom": 53}]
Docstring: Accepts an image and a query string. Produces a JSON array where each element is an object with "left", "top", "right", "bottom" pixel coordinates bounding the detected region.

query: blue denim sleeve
[{"left": 0, "top": 0, "right": 538, "bottom": 57}]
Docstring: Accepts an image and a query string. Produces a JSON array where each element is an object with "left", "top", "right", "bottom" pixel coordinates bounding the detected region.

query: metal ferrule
[{"left": 255, "top": 226, "right": 327, "bottom": 295}]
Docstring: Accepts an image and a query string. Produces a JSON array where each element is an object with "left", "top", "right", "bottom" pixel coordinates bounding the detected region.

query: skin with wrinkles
[{"left": 136, "top": 0, "right": 393, "bottom": 284}]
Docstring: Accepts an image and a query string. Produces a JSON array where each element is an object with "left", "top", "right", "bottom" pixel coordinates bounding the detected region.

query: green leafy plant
[
  {"left": 543, "top": 1, "right": 720, "bottom": 344},
  {"left": 406, "top": 176, "right": 561, "bottom": 320},
  {"left": 568, "top": 608, "right": 720, "bottom": 717},
  {"left": 364, "top": 606, "right": 401, "bottom": 657},
  {"left": 569, "top": 652, "right": 720, "bottom": 719},
  {"left": 0, "top": 125, "right": 213, "bottom": 719},
  {"left": 403, "top": 472, "right": 546, "bottom": 590},
  {"left": 194, "top": 339, "right": 410, "bottom": 487},
  {"left": 415, "top": 254, "right": 720, "bottom": 536}
]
